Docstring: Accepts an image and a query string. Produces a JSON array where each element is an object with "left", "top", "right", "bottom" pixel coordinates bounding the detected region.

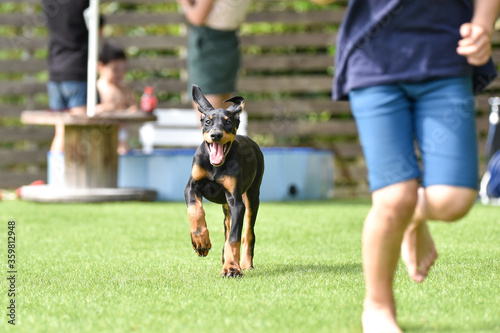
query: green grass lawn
[{"left": 0, "top": 200, "right": 499, "bottom": 333}]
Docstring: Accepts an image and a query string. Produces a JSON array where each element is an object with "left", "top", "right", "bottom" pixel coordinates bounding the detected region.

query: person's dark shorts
[{"left": 187, "top": 25, "right": 240, "bottom": 96}]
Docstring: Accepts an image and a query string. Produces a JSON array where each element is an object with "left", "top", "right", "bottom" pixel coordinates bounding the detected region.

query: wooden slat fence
[{"left": 1, "top": 0, "right": 499, "bottom": 197}]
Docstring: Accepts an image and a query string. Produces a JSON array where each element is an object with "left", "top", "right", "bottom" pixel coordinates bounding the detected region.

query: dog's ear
[
  {"left": 192, "top": 84, "right": 214, "bottom": 115},
  {"left": 224, "top": 96, "right": 245, "bottom": 115}
]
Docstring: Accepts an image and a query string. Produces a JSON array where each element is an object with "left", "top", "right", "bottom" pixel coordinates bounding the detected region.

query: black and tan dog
[{"left": 185, "top": 85, "right": 264, "bottom": 277}]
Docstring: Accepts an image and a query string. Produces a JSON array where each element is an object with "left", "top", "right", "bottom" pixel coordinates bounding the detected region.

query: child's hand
[{"left": 456, "top": 22, "right": 492, "bottom": 66}]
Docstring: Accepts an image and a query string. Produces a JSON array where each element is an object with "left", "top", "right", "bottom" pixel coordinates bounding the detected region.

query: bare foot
[
  {"left": 401, "top": 221, "right": 438, "bottom": 283},
  {"left": 362, "top": 302, "right": 402, "bottom": 333}
]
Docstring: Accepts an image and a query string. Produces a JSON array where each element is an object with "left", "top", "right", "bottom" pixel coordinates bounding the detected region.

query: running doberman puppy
[{"left": 185, "top": 85, "right": 264, "bottom": 277}]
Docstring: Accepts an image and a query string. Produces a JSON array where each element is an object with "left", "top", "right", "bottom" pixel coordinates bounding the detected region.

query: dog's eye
[
  {"left": 225, "top": 119, "right": 232, "bottom": 125},
  {"left": 205, "top": 119, "right": 212, "bottom": 125}
]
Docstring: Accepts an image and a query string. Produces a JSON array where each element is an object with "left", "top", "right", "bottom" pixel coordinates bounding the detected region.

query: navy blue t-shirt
[
  {"left": 333, "top": 0, "right": 497, "bottom": 100},
  {"left": 42, "top": 0, "right": 89, "bottom": 82}
]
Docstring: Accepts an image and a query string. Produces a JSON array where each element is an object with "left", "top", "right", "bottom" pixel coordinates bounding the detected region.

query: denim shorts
[
  {"left": 47, "top": 81, "right": 87, "bottom": 111},
  {"left": 349, "top": 76, "right": 478, "bottom": 192}
]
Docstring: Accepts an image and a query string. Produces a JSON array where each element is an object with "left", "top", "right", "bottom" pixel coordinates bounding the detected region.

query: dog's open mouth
[{"left": 206, "top": 142, "right": 232, "bottom": 166}]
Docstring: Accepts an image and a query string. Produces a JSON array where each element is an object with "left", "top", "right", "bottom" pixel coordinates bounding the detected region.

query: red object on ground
[
  {"left": 16, "top": 180, "right": 45, "bottom": 199},
  {"left": 140, "top": 86, "right": 158, "bottom": 113}
]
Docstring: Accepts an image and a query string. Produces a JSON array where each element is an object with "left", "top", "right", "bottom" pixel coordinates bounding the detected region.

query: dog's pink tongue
[{"left": 210, "top": 143, "right": 224, "bottom": 165}]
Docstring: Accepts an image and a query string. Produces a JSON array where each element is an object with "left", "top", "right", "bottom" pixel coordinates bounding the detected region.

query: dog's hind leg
[
  {"left": 222, "top": 203, "right": 230, "bottom": 264},
  {"left": 241, "top": 155, "right": 264, "bottom": 270},
  {"left": 221, "top": 191, "right": 245, "bottom": 277},
  {"left": 240, "top": 190, "right": 259, "bottom": 270}
]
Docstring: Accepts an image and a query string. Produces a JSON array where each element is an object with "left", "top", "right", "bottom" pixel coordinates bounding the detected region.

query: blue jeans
[
  {"left": 349, "top": 76, "right": 478, "bottom": 192},
  {"left": 47, "top": 81, "right": 87, "bottom": 111}
]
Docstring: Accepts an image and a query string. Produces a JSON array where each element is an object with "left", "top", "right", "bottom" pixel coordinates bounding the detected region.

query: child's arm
[
  {"left": 177, "top": 0, "right": 214, "bottom": 26},
  {"left": 457, "top": 0, "right": 500, "bottom": 66},
  {"left": 96, "top": 81, "right": 137, "bottom": 113},
  {"left": 95, "top": 80, "right": 117, "bottom": 114},
  {"left": 95, "top": 101, "right": 122, "bottom": 114}
]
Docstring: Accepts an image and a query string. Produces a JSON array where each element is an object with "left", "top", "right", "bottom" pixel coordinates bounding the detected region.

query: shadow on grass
[
  {"left": 402, "top": 322, "right": 500, "bottom": 333},
  {"left": 251, "top": 262, "right": 363, "bottom": 278},
  {"left": 261, "top": 199, "right": 371, "bottom": 206}
]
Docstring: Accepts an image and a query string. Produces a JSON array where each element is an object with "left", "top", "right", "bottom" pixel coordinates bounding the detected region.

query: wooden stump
[
  {"left": 65, "top": 124, "right": 118, "bottom": 188},
  {"left": 20, "top": 110, "right": 158, "bottom": 202}
]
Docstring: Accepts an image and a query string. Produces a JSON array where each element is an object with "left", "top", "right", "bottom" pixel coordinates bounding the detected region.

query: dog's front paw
[
  {"left": 221, "top": 262, "right": 242, "bottom": 278},
  {"left": 190, "top": 227, "right": 212, "bottom": 257}
]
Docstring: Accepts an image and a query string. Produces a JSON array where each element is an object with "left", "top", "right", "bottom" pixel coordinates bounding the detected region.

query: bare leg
[
  {"left": 205, "top": 94, "right": 231, "bottom": 109},
  {"left": 50, "top": 106, "right": 86, "bottom": 153},
  {"left": 401, "top": 185, "right": 477, "bottom": 282},
  {"left": 192, "top": 93, "right": 232, "bottom": 112},
  {"left": 362, "top": 180, "right": 418, "bottom": 333},
  {"left": 50, "top": 123, "right": 65, "bottom": 153},
  {"left": 69, "top": 105, "right": 86, "bottom": 115}
]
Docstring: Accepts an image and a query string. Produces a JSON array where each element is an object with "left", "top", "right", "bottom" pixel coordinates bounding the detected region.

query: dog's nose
[{"left": 210, "top": 131, "right": 223, "bottom": 141}]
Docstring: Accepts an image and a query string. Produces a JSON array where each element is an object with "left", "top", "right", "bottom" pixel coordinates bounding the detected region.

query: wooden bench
[{"left": 139, "top": 108, "right": 248, "bottom": 153}]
